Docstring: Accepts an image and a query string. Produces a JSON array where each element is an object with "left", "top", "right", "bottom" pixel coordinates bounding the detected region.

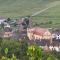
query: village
[{"left": 0, "top": 16, "right": 60, "bottom": 52}]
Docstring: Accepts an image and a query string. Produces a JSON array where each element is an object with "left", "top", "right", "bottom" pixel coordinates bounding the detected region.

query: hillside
[
  {"left": 0, "top": 0, "right": 57, "bottom": 18},
  {"left": 32, "top": 1, "right": 60, "bottom": 28},
  {"left": 0, "top": 0, "right": 60, "bottom": 28}
]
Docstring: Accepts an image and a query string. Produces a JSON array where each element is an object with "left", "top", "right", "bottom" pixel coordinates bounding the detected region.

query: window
[{"left": 56, "top": 35, "right": 60, "bottom": 40}]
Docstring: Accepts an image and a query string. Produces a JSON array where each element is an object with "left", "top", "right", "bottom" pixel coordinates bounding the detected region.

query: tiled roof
[
  {"left": 4, "top": 27, "right": 12, "bottom": 32},
  {"left": 29, "top": 27, "right": 49, "bottom": 36}
]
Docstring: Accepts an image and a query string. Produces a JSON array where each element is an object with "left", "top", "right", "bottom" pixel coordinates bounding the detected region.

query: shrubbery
[
  {"left": 1, "top": 48, "right": 19, "bottom": 60},
  {"left": 0, "top": 38, "right": 60, "bottom": 60}
]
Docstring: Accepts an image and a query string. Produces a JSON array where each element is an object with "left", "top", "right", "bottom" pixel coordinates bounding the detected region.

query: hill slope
[
  {"left": 0, "top": 0, "right": 57, "bottom": 18},
  {"left": 32, "top": 1, "right": 60, "bottom": 28},
  {"left": 0, "top": 0, "right": 59, "bottom": 28}
]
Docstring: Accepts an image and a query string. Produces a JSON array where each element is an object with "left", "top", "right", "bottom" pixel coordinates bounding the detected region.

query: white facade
[
  {"left": 4, "top": 24, "right": 10, "bottom": 28},
  {"left": 56, "top": 35, "right": 60, "bottom": 40},
  {"left": 52, "top": 33, "right": 60, "bottom": 40},
  {"left": 0, "top": 19, "right": 6, "bottom": 24},
  {"left": 40, "top": 46, "right": 60, "bottom": 52}
]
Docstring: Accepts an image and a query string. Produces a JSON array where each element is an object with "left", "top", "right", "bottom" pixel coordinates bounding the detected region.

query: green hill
[
  {"left": 0, "top": 0, "right": 59, "bottom": 28},
  {"left": 0, "top": 0, "right": 57, "bottom": 18},
  {"left": 32, "top": 1, "right": 60, "bottom": 28}
]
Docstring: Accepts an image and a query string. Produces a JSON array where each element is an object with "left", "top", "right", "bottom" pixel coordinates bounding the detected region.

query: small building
[
  {"left": 52, "top": 33, "right": 60, "bottom": 40},
  {"left": 27, "top": 27, "right": 52, "bottom": 41},
  {"left": 4, "top": 23, "right": 10, "bottom": 28},
  {"left": 52, "top": 29, "right": 60, "bottom": 41},
  {"left": 0, "top": 18, "right": 6, "bottom": 24},
  {"left": 3, "top": 27, "right": 13, "bottom": 38}
]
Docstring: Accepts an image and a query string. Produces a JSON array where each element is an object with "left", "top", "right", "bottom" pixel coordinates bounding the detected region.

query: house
[
  {"left": 27, "top": 27, "right": 52, "bottom": 41},
  {"left": 17, "top": 21, "right": 60, "bottom": 52},
  {"left": 52, "top": 29, "right": 60, "bottom": 41},
  {"left": 16, "top": 18, "right": 23, "bottom": 26},
  {"left": 4, "top": 22, "right": 10, "bottom": 28},
  {"left": 3, "top": 27, "right": 13, "bottom": 38},
  {"left": 0, "top": 17, "right": 6, "bottom": 24},
  {"left": 16, "top": 16, "right": 33, "bottom": 28}
]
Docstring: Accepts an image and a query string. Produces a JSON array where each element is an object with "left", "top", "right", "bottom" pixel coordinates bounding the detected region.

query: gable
[{"left": 44, "top": 31, "right": 51, "bottom": 36}]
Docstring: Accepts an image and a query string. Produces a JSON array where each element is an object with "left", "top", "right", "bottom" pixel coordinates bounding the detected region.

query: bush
[
  {"left": 0, "top": 40, "right": 21, "bottom": 59},
  {"left": 0, "top": 38, "right": 59, "bottom": 60},
  {"left": 0, "top": 38, "right": 28, "bottom": 60},
  {"left": 1, "top": 48, "right": 19, "bottom": 60}
]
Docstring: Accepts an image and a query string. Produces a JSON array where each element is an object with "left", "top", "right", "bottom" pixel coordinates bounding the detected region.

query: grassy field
[
  {"left": 0, "top": 0, "right": 57, "bottom": 18},
  {"left": 32, "top": 1, "right": 60, "bottom": 28},
  {"left": 0, "top": 0, "right": 60, "bottom": 28}
]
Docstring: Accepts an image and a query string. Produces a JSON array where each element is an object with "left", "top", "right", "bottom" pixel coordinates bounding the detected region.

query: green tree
[
  {"left": 22, "top": 16, "right": 30, "bottom": 29},
  {"left": 19, "top": 37, "right": 28, "bottom": 60},
  {"left": 0, "top": 40, "right": 21, "bottom": 58},
  {"left": 27, "top": 45, "right": 43, "bottom": 60},
  {"left": 7, "top": 18, "right": 11, "bottom": 22},
  {"left": 1, "top": 48, "right": 19, "bottom": 60},
  {"left": 35, "top": 46, "right": 43, "bottom": 60},
  {"left": 27, "top": 45, "right": 35, "bottom": 60}
]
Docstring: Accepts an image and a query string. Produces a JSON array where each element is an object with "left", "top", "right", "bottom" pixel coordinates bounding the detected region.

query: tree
[
  {"left": 35, "top": 46, "right": 43, "bottom": 60},
  {"left": 0, "top": 37, "right": 29, "bottom": 60},
  {"left": 47, "top": 57, "right": 52, "bottom": 60},
  {"left": 48, "top": 21, "right": 52, "bottom": 24},
  {"left": 7, "top": 18, "right": 11, "bottom": 22},
  {"left": 27, "top": 45, "right": 35, "bottom": 60},
  {"left": 33, "top": 22, "right": 39, "bottom": 27},
  {"left": 24, "top": 17, "right": 29, "bottom": 26},
  {"left": 27, "top": 45, "right": 43, "bottom": 60},
  {"left": 22, "top": 21, "right": 27, "bottom": 29},
  {"left": 22, "top": 16, "right": 30, "bottom": 29},
  {"left": 0, "top": 40, "right": 21, "bottom": 58},
  {"left": 1, "top": 48, "right": 19, "bottom": 60},
  {"left": 19, "top": 37, "right": 28, "bottom": 60}
]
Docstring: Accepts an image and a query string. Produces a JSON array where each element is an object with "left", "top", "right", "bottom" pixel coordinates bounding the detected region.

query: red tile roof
[{"left": 29, "top": 27, "right": 49, "bottom": 36}]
